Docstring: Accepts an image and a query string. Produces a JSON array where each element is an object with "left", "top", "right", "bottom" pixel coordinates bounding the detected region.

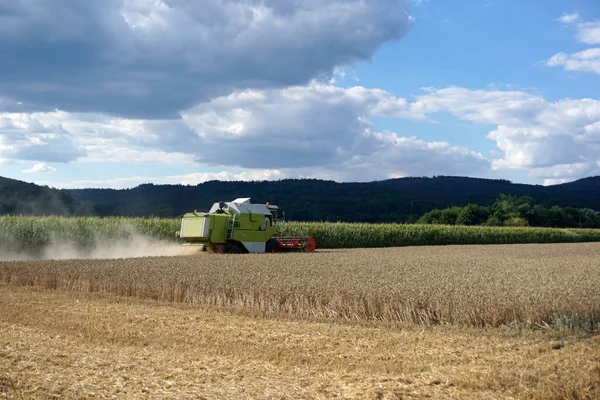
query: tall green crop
[
  {"left": 0, "top": 215, "right": 179, "bottom": 257},
  {"left": 277, "top": 221, "right": 600, "bottom": 248},
  {"left": 2, "top": 216, "right": 600, "bottom": 258}
]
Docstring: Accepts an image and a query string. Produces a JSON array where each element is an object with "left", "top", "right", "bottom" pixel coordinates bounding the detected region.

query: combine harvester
[{"left": 176, "top": 198, "right": 316, "bottom": 254}]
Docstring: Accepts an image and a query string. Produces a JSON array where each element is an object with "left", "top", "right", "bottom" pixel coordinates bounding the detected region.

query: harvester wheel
[
  {"left": 227, "top": 244, "right": 244, "bottom": 254},
  {"left": 305, "top": 236, "right": 316, "bottom": 252},
  {"left": 265, "top": 238, "right": 281, "bottom": 253},
  {"left": 209, "top": 244, "right": 227, "bottom": 254}
]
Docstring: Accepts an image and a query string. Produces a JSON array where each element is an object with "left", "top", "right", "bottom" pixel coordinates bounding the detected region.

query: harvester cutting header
[{"left": 176, "top": 198, "right": 316, "bottom": 254}]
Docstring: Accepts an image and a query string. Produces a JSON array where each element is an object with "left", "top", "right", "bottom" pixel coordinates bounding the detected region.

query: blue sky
[{"left": 0, "top": 0, "right": 599, "bottom": 188}]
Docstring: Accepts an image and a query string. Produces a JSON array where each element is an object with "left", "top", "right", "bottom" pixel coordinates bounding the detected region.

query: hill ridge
[{"left": 2, "top": 175, "right": 599, "bottom": 221}]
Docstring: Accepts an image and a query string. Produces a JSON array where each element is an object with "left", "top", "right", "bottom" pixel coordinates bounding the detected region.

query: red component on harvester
[
  {"left": 275, "top": 236, "right": 316, "bottom": 252},
  {"left": 278, "top": 237, "right": 299, "bottom": 248}
]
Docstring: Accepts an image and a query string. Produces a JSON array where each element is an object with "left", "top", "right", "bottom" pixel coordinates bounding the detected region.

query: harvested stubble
[
  {"left": 2, "top": 242, "right": 600, "bottom": 330},
  {"left": 2, "top": 286, "right": 600, "bottom": 399}
]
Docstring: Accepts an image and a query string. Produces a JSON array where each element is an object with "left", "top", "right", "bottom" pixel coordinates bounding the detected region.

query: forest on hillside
[
  {"left": 0, "top": 176, "right": 90, "bottom": 216},
  {"left": 64, "top": 176, "right": 600, "bottom": 222},
  {"left": 2, "top": 175, "right": 600, "bottom": 223}
]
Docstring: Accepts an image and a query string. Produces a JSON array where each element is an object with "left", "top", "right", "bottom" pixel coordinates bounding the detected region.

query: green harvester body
[{"left": 177, "top": 198, "right": 315, "bottom": 253}]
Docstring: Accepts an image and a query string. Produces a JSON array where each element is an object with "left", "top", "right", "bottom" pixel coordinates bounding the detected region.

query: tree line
[{"left": 417, "top": 194, "right": 600, "bottom": 228}]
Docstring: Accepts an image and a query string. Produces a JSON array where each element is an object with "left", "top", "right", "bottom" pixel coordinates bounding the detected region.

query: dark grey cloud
[{"left": 0, "top": 0, "right": 414, "bottom": 118}]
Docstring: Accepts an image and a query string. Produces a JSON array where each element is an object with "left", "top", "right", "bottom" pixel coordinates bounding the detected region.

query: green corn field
[
  {"left": 2, "top": 215, "right": 600, "bottom": 258},
  {"left": 280, "top": 221, "right": 600, "bottom": 248},
  {"left": 0, "top": 216, "right": 177, "bottom": 257}
]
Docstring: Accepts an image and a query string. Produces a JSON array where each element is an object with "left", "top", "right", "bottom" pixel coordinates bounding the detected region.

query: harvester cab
[{"left": 176, "top": 198, "right": 316, "bottom": 254}]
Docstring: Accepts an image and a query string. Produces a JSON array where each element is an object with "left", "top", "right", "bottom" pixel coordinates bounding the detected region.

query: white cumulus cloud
[
  {"left": 410, "top": 87, "right": 600, "bottom": 182},
  {"left": 21, "top": 162, "right": 57, "bottom": 174},
  {"left": 546, "top": 48, "right": 600, "bottom": 75},
  {"left": 0, "top": 110, "right": 201, "bottom": 165},
  {"left": 547, "top": 14, "right": 600, "bottom": 74},
  {"left": 577, "top": 20, "right": 600, "bottom": 44},
  {"left": 3, "top": 82, "right": 600, "bottom": 187},
  {"left": 557, "top": 13, "right": 579, "bottom": 24},
  {"left": 48, "top": 169, "right": 288, "bottom": 189},
  {"left": 0, "top": 82, "right": 490, "bottom": 186},
  {"left": 0, "top": 111, "right": 85, "bottom": 162},
  {"left": 179, "top": 82, "right": 482, "bottom": 176}
]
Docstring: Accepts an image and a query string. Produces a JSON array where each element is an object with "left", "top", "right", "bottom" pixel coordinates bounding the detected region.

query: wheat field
[
  {"left": 2, "top": 243, "right": 600, "bottom": 399},
  {"left": 2, "top": 242, "right": 599, "bottom": 329}
]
